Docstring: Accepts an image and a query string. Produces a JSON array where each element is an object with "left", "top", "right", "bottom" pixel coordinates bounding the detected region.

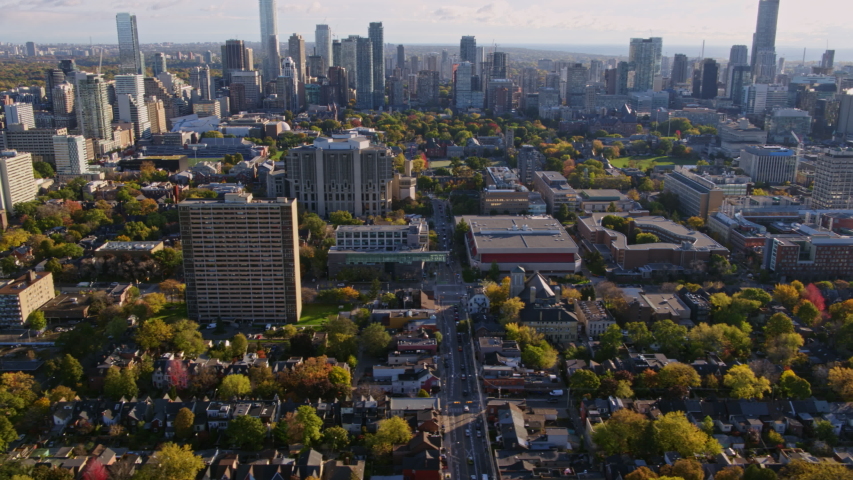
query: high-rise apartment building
[
  {"left": 838, "top": 89, "right": 853, "bottom": 138},
  {"left": 356, "top": 38, "right": 374, "bottom": 110},
  {"left": 276, "top": 58, "right": 301, "bottom": 112},
  {"left": 730, "top": 45, "right": 749, "bottom": 65},
  {"left": 116, "top": 13, "right": 143, "bottom": 74},
  {"left": 0, "top": 272, "right": 55, "bottom": 327},
  {"left": 517, "top": 145, "right": 545, "bottom": 184},
  {"left": 327, "top": 66, "right": 350, "bottom": 108},
  {"left": 750, "top": 0, "right": 780, "bottom": 74},
  {"left": 45, "top": 69, "right": 67, "bottom": 108},
  {"left": 229, "top": 71, "right": 262, "bottom": 111},
  {"left": 397, "top": 45, "right": 406, "bottom": 72},
  {"left": 491, "top": 52, "right": 509, "bottom": 79},
  {"left": 315, "top": 25, "right": 332, "bottom": 68},
  {"left": 115, "top": 74, "right": 151, "bottom": 140},
  {"left": 629, "top": 37, "right": 662, "bottom": 92},
  {"left": 282, "top": 132, "right": 393, "bottom": 217},
  {"left": 25, "top": 42, "right": 36, "bottom": 57},
  {"left": 179, "top": 193, "right": 302, "bottom": 323},
  {"left": 288, "top": 34, "right": 306, "bottom": 83},
  {"left": 52, "top": 135, "right": 90, "bottom": 175},
  {"left": 189, "top": 66, "right": 212, "bottom": 100},
  {"left": 454, "top": 61, "right": 475, "bottom": 109},
  {"left": 341, "top": 36, "right": 359, "bottom": 90},
  {"left": 0, "top": 151, "right": 37, "bottom": 212},
  {"left": 418, "top": 70, "right": 439, "bottom": 106},
  {"left": 671, "top": 53, "right": 689, "bottom": 85},
  {"left": 369, "top": 22, "right": 385, "bottom": 108},
  {"left": 152, "top": 53, "right": 167, "bottom": 76},
  {"left": 589, "top": 60, "right": 604, "bottom": 84},
  {"left": 75, "top": 74, "right": 114, "bottom": 144},
  {"left": 812, "top": 148, "right": 853, "bottom": 209},
  {"left": 739, "top": 145, "right": 797, "bottom": 184},
  {"left": 145, "top": 98, "right": 167, "bottom": 134},
  {"left": 5, "top": 103, "right": 35, "bottom": 129},
  {"left": 698, "top": 59, "right": 719, "bottom": 99},
  {"left": 727, "top": 65, "right": 752, "bottom": 105},
  {"left": 221, "top": 40, "right": 253, "bottom": 81},
  {"left": 52, "top": 83, "right": 75, "bottom": 128},
  {"left": 460, "top": 36, "right": 477, "bottom": 64}
]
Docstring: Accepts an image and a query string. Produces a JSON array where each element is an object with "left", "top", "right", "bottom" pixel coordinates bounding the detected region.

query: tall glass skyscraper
[
  {"left": 116, "top": 13, "right": 143, "bottom": 74},
  {"left": 315, "top": 25, "right": 333, "bottom": 69},
  {"left": 750, "top": 0, "right": 780, "bottom": 81},
  {"left": 259, "top": 0, "right": 279, "bottom": 82},
  {"left": 460, "top": 36, "right": 477, "bottom": 64},
  {"left": 369, "top": 22, "right": 385, "bottom": 108},
  {"left": 356, "top": 37, "right": 374, "bottom": 110},
  {"left": 629, "top": 37, "right": 662, "bottom": 92}
]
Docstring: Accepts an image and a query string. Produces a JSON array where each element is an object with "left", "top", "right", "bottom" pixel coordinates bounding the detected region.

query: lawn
[
  {"left": 150, "top": 302, "right": 189, "bottom": 323},
  {"left": 430, "top": 159, "right": 451, "bottom": 169},
  {"left": 298, "top": 303, "right": 351, "bottom": 326},
  {"left": 608, "top": 155, "right": 695, "bottom": 169},
  {"left": 187, "top": 156, "right": 224, "bottom": 167}
]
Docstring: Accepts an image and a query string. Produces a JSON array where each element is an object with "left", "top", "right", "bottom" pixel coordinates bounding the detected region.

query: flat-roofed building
[
  {"left": 573, "top": 300, "right": 616, "bottom": 338},
  {"left": 0, "top": 271, "right": 56, "bottom": 327},
  {"left": 533, "top": 171, "right": 578, "bottom": 213},
  {"left": 1, "top": 125, "right": 68, "bottom": 163},
  {"left": 576, "top": 189, "right": 635, "bottom": 213},
  {"left": 663, "top": 170, "right": 725, "bottom": 219},
  {"left": 739, "top": 145, "right": 797, "bottom": 185},
  {"left": 0, "top": 150, "right": 37, "bottom": 212},
  {"left": 455, "top": 215, "right": 579, "bottom": 273},
  {"left": 94, "top": 241, "right": 165, "bottom": 258},
  {"left": 719, "top": 118, "right": 768, "bottom": 158},
  {"left": 578, "top": 212, "right": 730, "bottom": 271},
  {"left": 481, "top": 187, "right": 530, "bottom": 215},
  {"left": 178, "top": 193, "right": 301, "bottom": 323},
  {"left": 764, "top": 225, "right": 853, "bottom": 279}
]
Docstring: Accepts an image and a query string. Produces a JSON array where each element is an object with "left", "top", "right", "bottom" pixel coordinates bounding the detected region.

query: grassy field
[
  {"left": 187, "top": 157, "right": 223, "bottom": 167},
  {"left": 298, "top": 304, "right": 351, "bottom": 326},
  {"left": 430, "top": 159, "right": 451, "bottom": 168},
  {"left": 608, "top": 155, "right": 695, "bottom": 169},
  {"left": 150, "top": 303, "right": 189, "bottom": 323}
]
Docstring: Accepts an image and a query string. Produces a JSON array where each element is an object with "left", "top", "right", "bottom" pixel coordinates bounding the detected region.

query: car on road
[
  {"left": 336, "top": 283, "right": 346, "bottom": 287},
  {"left": 207, "top": 323, "right": 216, "bottom": 329},
  {"left": 461, "top": 374, "right": 467, "bottom": 380},
  {"left": 467, "top": 457, "right": 474, "bottom": 465},
  {"left": 464, "top": 405, "right": 470, "bottom": 412},
  {"left": 458, "top": 346, "right": 463, "bottom": 352},
  {"left": 477, "top": 431, "right": 482, "bottom": 437},
  {"left": 465, "top": 429, "right": 471, "bottom": 436}
]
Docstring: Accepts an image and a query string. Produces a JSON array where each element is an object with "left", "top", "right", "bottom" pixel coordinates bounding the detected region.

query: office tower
[
  {"left": 277, "top": 57, "right": 301, "bottom": 112},
  {"left": 283, "top": 132, "right": 393, "bottom": 217},
  {"left": 307, "top": 55, "right": 325, "bottom": 78},
  {"left": 589, "top": 60, "right": 603, "bottom": 83},
  {"left": 264, "top": 34, "right": 282, "bottom": 81},
  {"left": 45, "top": 69, "right": 67, "bottom": 108},
  {"left": 754, "top": 49, "right": 777, "bottom": 83},
  {"left": 150, "top": 53, "right": 167, "bottom": 78},
  {"left": 692, "top": 68, "right": 704, "bottom": 98},
  {"left": 671, "top": 53, "right": 689, "bottom": 85},
  {"left": 418, "top": 71, "right": 439, "bottom": 105},
  {"left": 179, "top": 194, "right": 302, "bottom": 323},
  {"left": 566, "top": 63, "right": 588, "bottom": 106},
  {"left": 189, "top": 66, "right": 212, "bottom": 101},
  {"left": 517, "top": 145, "right": 545, "bottom": 185},
  {"left": 25, "top": 42, "right": 36, "bottom": 57},
  {"left": 812, "top": 149, "right": 853, "bottom": 209},
  {"left": 777, "top": 57, "right": 786, "bottom": 75},
  {"left": 52, "top": 135, "right": 89, "bottom": 175},
  {"left": 492, "top": 52, "right": 508, "bottom": 79},
  {"left": 259, "top": 0, "right": 278, "bottom": 54},
  {"left": 410, "top": 56, "right": 420, "bottom": 75},
  {"left": 460, "top": 36, "right": 476, "bottom": 64},
  {"left": 750, "top": 0, "right": 780, "bottom": 72},
  {"left": 315, "top": 25, "right": 332, "bottom": 68},
  {"left": 332, "top": 40, "right": 342, "bottom": 69},
  {"left": 0, "top": 151, "right": 37, "bottom": 212},
  {"left": 730, "top": 45, "right": 749, "bottom": 65},
  {"left": 821, "top": 50, "right": 836, "bottom": 70},
  {"left": 116, "top": 13, "right": 143, "bottom": 74},
  {"left": 629, "top": 37, "right": 662, "bottom": 91},
  {"left": 388, "top": 77, "right": 404, "bottom": 107},
  {"left": 5, "top": 103, "right": 35, "bottom": 129},
  {"left": 145, "top": 98, "right": 167, "bottom": 133},
  {"left": 59, "top": 60, "right": 76, "bottom": 76},
  {"left": 839, "top": 90, "right": 853, "bottom": 138},
  {"left": 739, "top": 145, "right": 797, "bottom": 184},
  {"left": 356, "top": 38, "right": 374, "bottom": 110},
  {"left": 221, "top": 40, "right": 253, "bottom": 77},
  {"left": 341, "top": 36, "right": 359, "bottom": 90},
  {"left": 229, "top": 71, "right": 262, "bottom": 111},
  {"left": 115, "top": 74, "right": 151, "bottom": 140},
  {"left": 454, "top": 61, "right": 474, "bottom": 109},
  {"left": 204, "top": 51, "right": 214, "bottom": 63},
  {"left": 699, "top": 59, "right": 719, "bottom": 99},
  {"left": 727, "top": 65, "right": 752, "bottom": 105},
  {"left": 615, "top": 61, "right": 630, "bottom": 95},
  {"left": 426, "top": 54, "right": 438, "bottom": 72},
  {"left": 327, "top": 66, "right": 349, "bottom": 107},
  {"left": 475, "top": 47, "right": 485, "bottom": 77},
  {"left": 397, "top": 45, "right": 405, "bottom": 72},
  {"left": 369, "top": 22, "right": 385, "bottom": 108},
  {"left": 52, "top": 83, "right": 76, "bottom": 128},
  {"left": 521, "top": 67, "right": 539, "bottom": 97},
  {"left": 288, "top": 34, "right": 306, "bottom": 83}
]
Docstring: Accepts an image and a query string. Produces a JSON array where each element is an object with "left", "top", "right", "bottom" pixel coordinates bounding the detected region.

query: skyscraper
[
  {"left": 397, "top": 45, "right": 405, "bottom": 72},
  {"left": 315, "top": 25, "right": 332, "bottom": 68},
  {"left": 727, "top": 65, "right": 752, "bottom": 105},
  {"left": 5, "top": 103, "right": 35, "bottom": 129},
  {"left": 179, "top": 194, "right": 302, "bottom": 323},
  {"left": 341, "top": 36, "right": 359, "bottom": 90},
  {"left": 265, "top": 34, "right": 282, "bottom": 81},
  {"left": 52, "top": 135, "right": 90, "bottom": 175},
  {"left": 25, "top": 42, "right": 36, "bottom": 57},
  {"left": 491, "top": 52, "right": 508, "bottom": 79},
  {"left": 812, "top": 148, "right": 853, "bottom": 210},
  {"left": 671, "top": 54, "right": 689, "bottom": 85},
  {"left": 369, "top": 22, "right": 385, "bottom": 108},
  {"left": 629, "top": 37, "right": 662, "bottom": 92},
  {"left": 116, "top": 13, "right": 143, "bottom": 74},
  {"left": 332, "top": 40, "right": 342, "bottom": 69},
  {"left": 276, "top": 57, "right": 301, "bottom": 112},
  {"left": 0, "top": 151, "right": 37, "bottom": 212},
  {"left": 356, "top": 37, "right": 374, "bottom": 110},
  {"left": 75, "top": 74, "right": 114, "bottom": 143},
  {"left": 454, "top": 61, "right": 475, "bottom": 109},
  {"left": 821, "top": 50, "right": 836, "bottom": 70},
  {"left": 750, "top": 0, "right": 780, "bottom": 79},
  {"left": 189, "top": 66, "right": 212, "bottom": 101},
  {"left": 115, "top": 74, "right": 151, "bottom": 140},
  {"left": 288, "top": 34, "right": 306, "bottom": 83},
  {"left": 699, "top": 59, "right": 719, "bottom": 99},
  {"left": 418, "top": 70, "right": 440, "bottom": 106},
  {"left": 460, "top": 36, "right": 476, "bottom": 64},
  {"left": 152, "top": 52, "right": 167, "bottom": 76},
  {"left": 52, "top": 83, "right": 75, "bottom": 128},
  {"left": 221, "top": 39, "right": 253, "bottom": 83},
  {"left": 730, "top": 45, "right": 749, "bottom": 65},
  {"left": 259, "top": 0, "right": 278, "bottom": 47}
]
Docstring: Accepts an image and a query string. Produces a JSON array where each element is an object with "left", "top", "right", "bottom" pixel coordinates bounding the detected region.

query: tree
[
  {"left": 230, "top": 332, "right": 249, "bottom": 357},
  {"left": 329, "top": 210, "right": 362, "bottom": 226},
  {"left": 0, "top": 416, "right": 17, "bottom": 452},
  {"left": 653, "top": 411, "right": 721, "bottom": 457},
  {"left": 136, "top": 319, "right": 173, "bottom": 352},
  {"left": 744, "top": 465, "right": 777, "bottom": 480},
  {"left": 658, "top": 362, "right": 701, "bottom": 391},
  {"left": 174, "top": 407, "right": 194, "bottom": 440},
  {"left": 103, "top": 367, "right": 137, "bottom": 399},
  {"left": 687, "top": 216, "right": 705, "bottom": 230},
  {"left": 80, "top": 458, "right": 108, "bottom": 480},
  {"left": 765, "top": 331, "right": 804, "bottom": 366},
  {"left": 814, "top": 419, "right": 838, "bottom": 446},
  {"left": 504, "top": 323, "right": 544, "bottom": 348},
  {"left": 765, "top": 313, "right": 794, "bottom": 336},
  {"left": 323, "top": 426, "right": 350, "bottom": 451},
  {"left": 328, "top": 366, "right": 351, "bottom": 388},
  {"left": 137, "top": 443, "right": 204, "bottom": 480},
  {"left": 27, "top": 311, "right": 46, "bottom": 331},
  {"left": 569, "top": 369, "right": 600, "bottom": 393},
  {"left": 773, "top": 284, "right": 801, "bottom": 310},
  {"left": 142, "top": 293, "right": 167, "bottom": 314},
  {"left": 724, "top": 364, "right": 771, "bottom": 399},
  {"left": 794, "top": 300, "right": 821, "bottom": 327},
  {"left": 521, "top": 343, "right": 558, "bottom": 369},
  {"left": 626, "top": 322, "right": 654, "bottom": 351},
  {"left": 652, "top": 319, "right": 688, "bottom": 357},
  {"left": 219, "top": 374, "right": 251, "bottom": 399},
  {"left": 367, "top": 416, "right": 413, "bottom": 455},
  {"left": 499, "top": 297, "right": 525, "bottom": 325},
  {"left": 829, "top": 367, "right": 853, "bottom": 401},
  {"left": 625, "top": 467, "right": 659, "bottom": 480},
  {"left": 779, "top": 460, "right": 853, "bottom": 480},
  {"left": 227, "top": 415, "right": 266, "bottom": 450},
  {"left": 778, "top": 370, "right": 811, "bottom": 399},
  {"left": 660, "top": 459, "right": 704, "bottom": 480},
  {"left": 592, "top": 408, "right": 650, "bottom": 455},
  {"left": 165, "top": 360, "right": 190, "bottom": 391},
  {"left": 57, "top": 354, "right": 83, "bottom": 387},
  {"left": 361, "top": 323, "right": 392, "bottom": 356},
  {"left": 634, "top": 232, "right": 660, "bottom": 244},
  {"left": 296, "top": 405, "right": 324, "bottom": 446},
  {"left": 368, "top": 278, "right": 381, "bottom": 301},
  {"left": 597, "top": 324, "right": 624, "bottom": 360}
]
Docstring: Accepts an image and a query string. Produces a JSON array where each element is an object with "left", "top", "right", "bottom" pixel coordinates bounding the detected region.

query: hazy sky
[{"left": 1, "top": 0, "right": 849, "bottom": 58}]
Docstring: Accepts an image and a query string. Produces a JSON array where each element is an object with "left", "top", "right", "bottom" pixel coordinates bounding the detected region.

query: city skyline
[{"left": 1, "top": 0, "right": 849, "bottom": 58}]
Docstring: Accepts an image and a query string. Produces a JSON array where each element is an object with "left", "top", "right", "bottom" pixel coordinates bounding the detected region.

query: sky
[{"left": 0, "top": 0, "right": 850, "bottom": 60}]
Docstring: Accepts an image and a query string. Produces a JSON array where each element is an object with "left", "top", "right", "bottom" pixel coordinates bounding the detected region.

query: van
[{"left": 549, "top": 389, "right": 564, "bottom": 396}]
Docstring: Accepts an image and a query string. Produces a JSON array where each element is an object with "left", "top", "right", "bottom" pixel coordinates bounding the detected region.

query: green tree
[
  {"left": 626, "top": 322, "right": 654, "bottom": 351},
  {"left": 230, "top": 333, "right": 248, "bottom": 357},
  {"left": 227, "top": 415, "right": 266, "bottom": 450},
  {"left": 499, "top": 297, "right": 525, "bottom": 325},
  {"left": 361, "top": 323, "right": 392, "bottom": 356},
  {"left": 658, "top": 362, "right": 701, "bottom": 390},
  {"left": 103, "top": 366, "right": 138, "bottom": 399},
  {"left": 569, "top": 369, "right": 600, "bottom": 393},
  {"left": 26, "top": 310, "right": 46, "bottom": 331},
  {"left": 660, "top": 459, "right": 705, "bottom": 480},
  {"left": 772, "top": 284, "right": 801, "bottom": 310},
  {"left": 136, "top": 443, "right": 204, "bottom": 480},
  {"left": 57, "top": 354, "right": 83, "bottom": 387},
  {"left": 779, "top": 460, "right": 852, "bottom": 480},
  {"left": 521, "top": 342, "right": 558, "bottom": 369},
  {"left": 136, "top": 319, "right": 174, "bottom": 352},
  {"left": 652, "top": 319, "right": 688, "bottom": 357},
  {"left": 592, "top": 408, "right": 650, "bottom": 455},
  {"left": 828, "top": 367, "right": 853, "bottom": 401},
  {"left": 367, "top": 416, "right": 413, "bottom": 455},
  {"left": 653, "top": 411, "right": 722, "bottom": 457},
  {"left": 778, "top": 370, "right": 811, "bottom": 399},
  {"left": 723, "top": 364, "right": 771, "bottom": 399},
  {"left": 219, "top": 374, "right": 251, "bottom": 399},
  {"left": 416, "top": 389, "right": 430, "bottom": 397},
  {"left": 744, "top": 465, "right": 777, "bottom": 480},
  {"left": 296, "top": 405, "right": 324, "bottom": 446},
  {"left": 634, "top": 232, "right": 660, "bottom": 244},
  {"left": 794, "top": 300, "right": 821, "bottom": 327},
  {"left": 329, "top": 210, "right": 362, "bottom": 226},
  {"left": 174, "top": 407, "right": 194, "bottom": 440},
  {"left": 322, "top": 426, "right": 350, "bottom": 451},
  {"left": 0, "top": 416, "right": 17, "bottom": 452},
  {"left": 597, "top": 324, "right": 623, "bottom": 360},
  {"left": 328, "top": 366, "right": 351, "bottom": 387},
  {"left": 368, "top": 278, "right": 381, "bottom": 300}
]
